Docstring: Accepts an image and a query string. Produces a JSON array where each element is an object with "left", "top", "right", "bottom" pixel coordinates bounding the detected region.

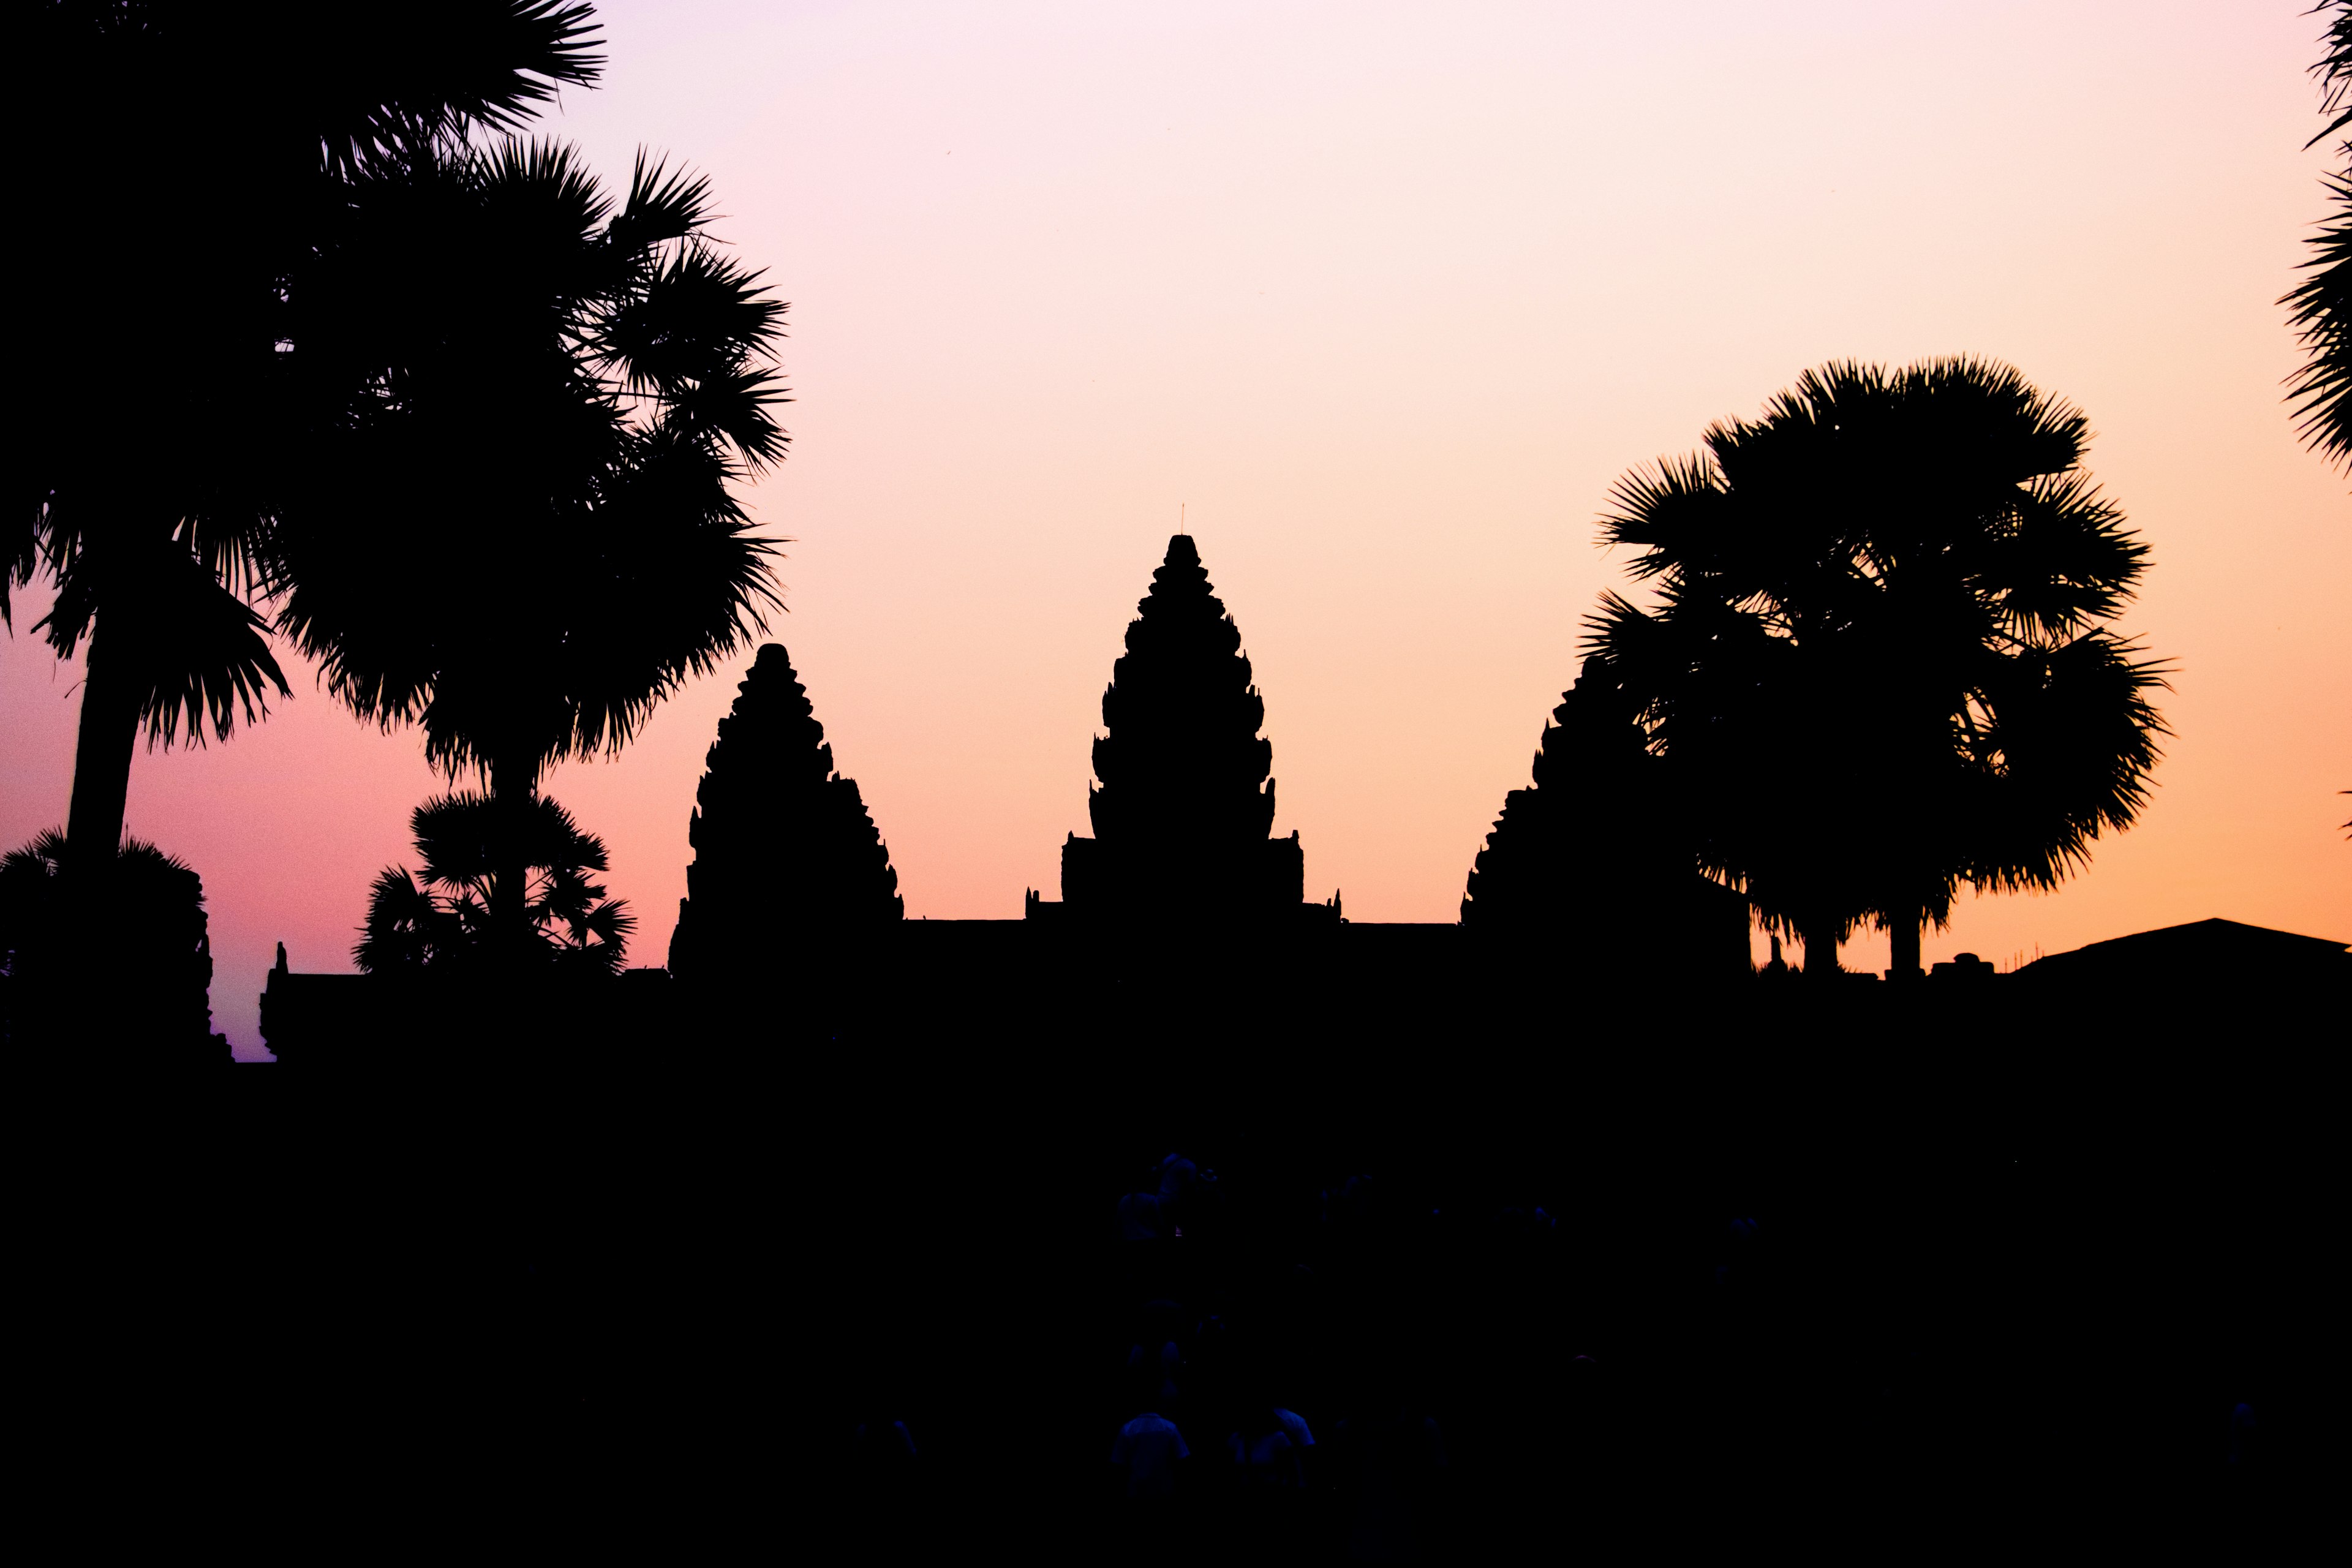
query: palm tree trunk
[
  {"left": 50, "top": 615, "right": 141, "bottom": 1044},
  {"left": 1799, "top": 913, "right": 1840, "bottom": 976},
  {"left": 489, "top": 754, "right": 535, "bottom": 965},
  {"left": 65, "top": 614, "right": 139, "bottom": 875},
  {"left": 1887, "top": 911, "right": 1923, "bottom": 982}
]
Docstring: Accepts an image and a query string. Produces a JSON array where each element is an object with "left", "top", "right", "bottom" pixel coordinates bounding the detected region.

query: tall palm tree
[
  {"left": 359, "top": 793, "right": 634, "bottom": 976},
  {"left": 7, "top": 4, "right": 603, "bottom": 889},
  {"left": 1588, "top": 359, "right": 2169, "bottom": 977},
  {"left": 2286, "top": 0, "right": 2352, "bottom": 473},
  {"left": 270, "top": 137, "right": 787, "bottom": 954}
]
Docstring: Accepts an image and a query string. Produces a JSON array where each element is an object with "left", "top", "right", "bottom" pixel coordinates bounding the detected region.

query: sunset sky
[{"left": 5, "top": 1, "right": 2347, "bottom": 1058}]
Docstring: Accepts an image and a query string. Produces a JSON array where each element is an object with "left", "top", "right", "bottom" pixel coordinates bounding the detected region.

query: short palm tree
[
  {"left": 1, "top": 828, "right": 219, "bottom": 1052},
  {"left": 2286, "top": 0, "right": 2352, "bottom": 472},
  {"left": 7, "top": 4, "right": 601, "bottom": 890},
  {"left": 272, "top": 137, "right": 788, "bottom": 954},
  {"left": 360, "top": 794, "right": 634, "bottom": 976},
  {"left": 1589, "top": 358, "right": 2169, "bottom": 976}
]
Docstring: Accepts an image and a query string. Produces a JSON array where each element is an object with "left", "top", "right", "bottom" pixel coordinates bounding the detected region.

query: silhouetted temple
[
  {"left": 252, "top": 535, "right": 2350, "bottom": 1061},
  {"left": 668, "top": 644, "right": 902, "bottom": 982},
  {"left": 1462, "top": 655, "right": 1749, "bottom": 979},
  {"left": 1046, "top": 535, "right": 1311, "bottom": 927}
]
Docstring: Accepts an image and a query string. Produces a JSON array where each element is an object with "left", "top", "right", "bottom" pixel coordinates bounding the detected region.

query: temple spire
[
  {"left": 1063, "top": 536, "right": 1302, "bottom": 922},
  {"left": 669, "top": 644, "right": 902, "bottom": 981},
  {"left": 1462, "top": 655, "right": 1747, "bottom": 977}
]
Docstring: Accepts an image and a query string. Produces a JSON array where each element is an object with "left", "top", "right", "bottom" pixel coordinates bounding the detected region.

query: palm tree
[
  {"left": 271, "top": 137, "right": 788, "bottom": 957},
  {"left": 7, "top": 4, "right": 603, "bottom": 891},
  {"left": 2286, "top": 1, "right": 2352, "bottom": 473},
  {"left": 1588, "top": 358, "right": 2169, "bottom": 977},
  {"left": 359, "top": 794, "right": 634, "bottom": 975},
  {"left": 1, "top": 829, "right": 219, "bottom": 1054}
]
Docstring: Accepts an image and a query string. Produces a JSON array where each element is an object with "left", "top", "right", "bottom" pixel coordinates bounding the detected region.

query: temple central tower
[{"left": 1060, "top": 535, "right": 1303, "bottom": 922}]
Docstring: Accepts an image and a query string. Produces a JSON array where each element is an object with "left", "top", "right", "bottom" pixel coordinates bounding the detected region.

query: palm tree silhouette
[
  {"left": 2286, "top": 1, "right": 2352, "bottom": 473},
  {"left": 8, "top": 5, "right": 601, "bottom": 895},
  {"left": 1, "top": 829, "right": 221, "bottom": 1053},
  {"left": 1588, "top": 358, "right": 2168, "bottom": 977},
  {"left": 271, "top": 137, "right": 788, "bottom": 957},
  {"left": 359, "top": 793, "right": 634, "bottom": 976}
]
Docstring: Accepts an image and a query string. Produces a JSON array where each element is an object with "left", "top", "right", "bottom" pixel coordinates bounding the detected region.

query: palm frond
[
  {"left": 595, "top": 241, "right": 790, "bottom": 423},
  {"left": 40, "top": 543, "right": 290, "bottom": 748},
  {"left": 1966, "top": 632, "right": 2171, "bottom": 892},
  {"left": 1994, "top": 470, "right": 2147, "bottom": 637},
  {"left": 2307, "top": 0, "right": 2352, "bottom": 150},
  {"left": 132, "top": 560, "right": 290, "bottom": 748},
  {"left": 317, "top": 2, "right": 605, "bottom": 173},
  {"left": 566, "top": 897, "right": 636, "bottom": 972},
  {"left": 609, "top": 151, "right": 717, "bottom": 253},
  {"left": 660, "top": 363, "right": 795, "bottom": 467},
  {"left": 410, "top": 793, "right": 499, "bottom": 889},
  {"left": 357, "top": 865, "right": 443, "bottom": 973},
  {"left": 2284, "top": 169, "right": 2352, "bottom": 470},
  {"left": 3, "top": 492, "right": 41, "bottom": 631},
  {"left": 1597, "top": 454, "right": 1725, "bottom": 580}
]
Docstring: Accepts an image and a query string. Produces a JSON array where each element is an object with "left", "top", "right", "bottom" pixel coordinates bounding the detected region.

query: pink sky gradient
[{"left": 6, "top": 2, "right": 2348, "bottom": 1058}]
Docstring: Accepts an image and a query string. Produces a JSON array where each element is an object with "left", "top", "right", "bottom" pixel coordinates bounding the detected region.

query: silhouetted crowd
[
  {"left": 817, "top": 1069, "right": 2319, "bottom": 1562},
  {"left": 24, "top": 1036, "right": 2309, "bottom": 1557}
]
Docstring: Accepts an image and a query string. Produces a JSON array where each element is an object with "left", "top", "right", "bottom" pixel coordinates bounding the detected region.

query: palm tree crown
[
  {"left": 1587, "top": 358, "right": 2169, "bottom": 973},
  {"left": 273, "top": 138, "right": 789, "bottom": 786},
  {"left": 2286, "top": 0, "right": 2352, "bottom": 472},
  {"left": 360, "top": 793, "right": 634, "bottom": 975}
]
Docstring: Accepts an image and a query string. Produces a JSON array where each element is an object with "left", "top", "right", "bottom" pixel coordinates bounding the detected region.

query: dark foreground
[{"left": 31, "top": 970, "right": 2328, "bottom": 1557}]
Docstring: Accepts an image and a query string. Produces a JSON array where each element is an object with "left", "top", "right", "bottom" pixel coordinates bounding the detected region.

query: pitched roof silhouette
[{"left": 2017, "top": 917, "right": 2350, "bottom": 983}]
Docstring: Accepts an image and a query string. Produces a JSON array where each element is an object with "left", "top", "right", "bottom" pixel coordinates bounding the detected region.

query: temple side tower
[
  {"left": 1463, "top": 655, "right": 1746, "bottom": 976},
  {"left": 669, "top": 643, "right": 901, "bottom": 981},
  {"left": 1061, "top": 535, "right": 1303, "bottom": 922}
]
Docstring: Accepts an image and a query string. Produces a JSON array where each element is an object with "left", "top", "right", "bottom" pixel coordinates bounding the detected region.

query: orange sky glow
[{"left": 5, "top": 1, "right": 2347, "bottom": 1057}]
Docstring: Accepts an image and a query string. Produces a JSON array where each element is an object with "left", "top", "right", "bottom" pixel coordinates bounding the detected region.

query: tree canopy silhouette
[
  {"left": 2286, "top": 0, "right": 2352, "bottom": 473},
  {"left": 359, "top": 794, "right": 634, "bottom": 976},
  {"left": 668, "top": 644, "right": 902, "bottom": 983},
  {"left": 270, "top": 134, "right": 787, "bottom": 957},
  {"left": 1587, "top": 358, "right": 2168, "bottom": 976},
  {"left": 1062, "top": 536, "right": 1303, "bottom": 922},
  {"left": 0, "top": 829, "right": 221, "bottom": 1055},
  {"left": 7, "top": 2, "right": 603, "bottom": 894}
]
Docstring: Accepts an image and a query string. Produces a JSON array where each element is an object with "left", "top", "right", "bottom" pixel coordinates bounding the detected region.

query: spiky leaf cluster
[
  {"left": 2286, "top": 0, "right": 2352, "bottom": 472},
  {"left": 668, "top": 644, "right": 901, "bottom": 981},
  {"left": 358, "top": 793, "right": 634, "bottom": 974}
]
